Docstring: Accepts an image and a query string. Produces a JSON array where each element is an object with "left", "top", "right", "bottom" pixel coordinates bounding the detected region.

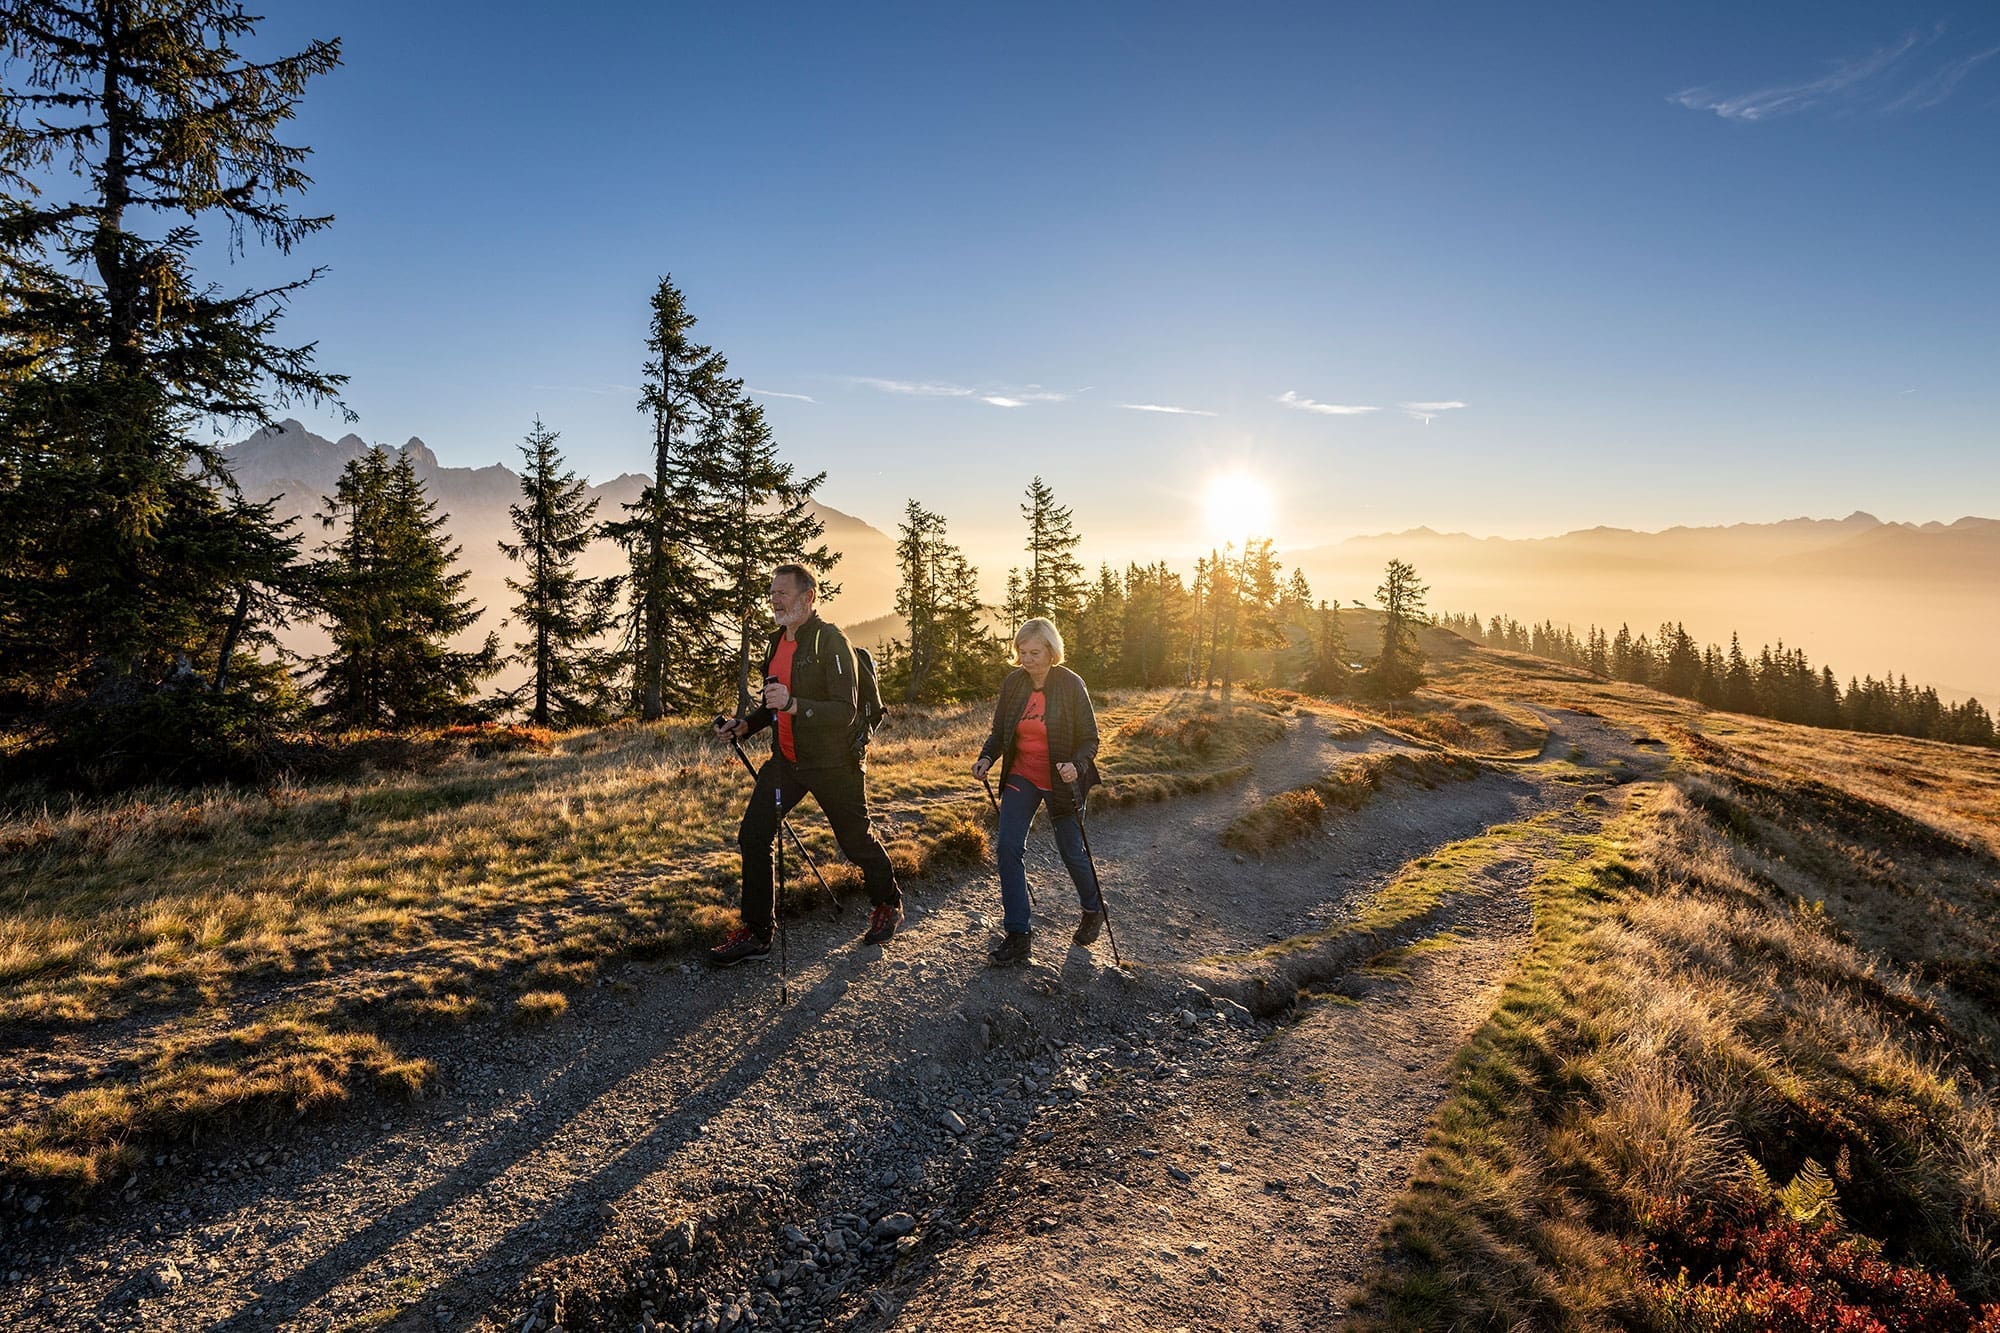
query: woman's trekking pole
[
  {"left": 722, "top": 728, "right": 840, "bottom": 917},
  {"left": 980, "top": 774, "right": 1035, "bottom": 909},
  {"left": 1069, "top": 780, "right": 1123, "bottom": 969}
]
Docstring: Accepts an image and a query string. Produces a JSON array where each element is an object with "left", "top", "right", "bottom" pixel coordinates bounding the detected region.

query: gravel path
[{"left": 0, "top": 705, "right": 1663, "bottom": 1331}]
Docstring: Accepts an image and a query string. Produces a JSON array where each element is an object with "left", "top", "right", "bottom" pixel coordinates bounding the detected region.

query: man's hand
[
  {"left": 714, "top": 715, "right": 749, "bottom": 740},
  {"left": 761, "top": 679, "right": 793, "bottom": 713},
  {"left": 1057, "top": 761, "right": 1079, "bottom": 784},
  {"left": 972, "top": 755, "right": 992, "bottom": 781}
]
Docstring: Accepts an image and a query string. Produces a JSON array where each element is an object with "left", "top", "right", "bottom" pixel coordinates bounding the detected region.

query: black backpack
[{"left": 851, "top": 646, "right": 887, "bottom": 757}]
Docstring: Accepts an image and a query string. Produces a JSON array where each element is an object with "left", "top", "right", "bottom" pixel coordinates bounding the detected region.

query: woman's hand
[
  {"left": 1057, "top": 761, "right": 1079, "bottom": 784},
  {"left": 972, "top": 755, "right": 992, "bottom": 781}
]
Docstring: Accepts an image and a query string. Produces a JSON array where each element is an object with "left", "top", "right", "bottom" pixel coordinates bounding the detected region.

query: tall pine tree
[
  {"left": 1004, "top": 476, "right": 1085, "bottom": 626},
  {"left": 1370, "top": 558, "right": 1428, "bottom": 697},
  {"left": 0, "top": 0, "right": 344, "bottom": 745},
  {"left": 603, "top": 276, "right": 735, "bottom": 719},
  {"left": 496, "top": 418, "right": 622, "bottom": 726}
]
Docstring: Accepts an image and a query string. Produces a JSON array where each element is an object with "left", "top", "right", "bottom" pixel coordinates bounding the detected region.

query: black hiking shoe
[
  {"left": 862, "top": 903, "right": 904, "bottom": 946},
  {"left": 1072, "top": 911, "right": 1105, "bottom": 946},
  {"left": 987, "top": 931, "right": 1032, "bottom": 966},
  {"left": 706, "top": 926, "right": 771, "bottom": 967}
]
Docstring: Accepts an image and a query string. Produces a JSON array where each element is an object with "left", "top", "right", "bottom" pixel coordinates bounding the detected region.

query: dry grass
[
  {"left": 1353, "top": 703, "right": 2000, "bottom": 1328},
  {"left": 1220, "top": 751, "right": 1483, "bottom": 855},
  {"left": 0, "top": 687, "right": 1290, "bottom": 1196}
]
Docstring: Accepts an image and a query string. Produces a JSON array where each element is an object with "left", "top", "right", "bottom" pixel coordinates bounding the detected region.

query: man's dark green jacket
[{"left": 742, "top": 613, "right": 861, "bottom": 769}]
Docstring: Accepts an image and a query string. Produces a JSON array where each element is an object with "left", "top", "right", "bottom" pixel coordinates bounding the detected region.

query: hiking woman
[{"left": 972, "top": 617, "right": 1104, "bottom": 965}]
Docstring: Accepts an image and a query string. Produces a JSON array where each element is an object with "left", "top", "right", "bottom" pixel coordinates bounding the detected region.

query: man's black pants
[{"left": 736, "top": 753, "right": 899, "bottom": 937}]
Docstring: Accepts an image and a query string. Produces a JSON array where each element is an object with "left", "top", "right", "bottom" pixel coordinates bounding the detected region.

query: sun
[{"left": 1202, "top": 471, "right": 1276, "bottom": 545}]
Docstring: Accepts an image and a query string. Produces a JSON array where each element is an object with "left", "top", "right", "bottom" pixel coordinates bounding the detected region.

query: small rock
[
  {"left": 870, "top": 1212, "right": 917, "bottom": 1240},
  {"left": 1166, "top": 1165, "right": 1191, "bottom": 1183},
  {"left": 1185, "top": 1241, "right": 1211, "bottom": 1255},
  {"left": 939, "top": 1110, "right": 968, "bottom": 1136}
]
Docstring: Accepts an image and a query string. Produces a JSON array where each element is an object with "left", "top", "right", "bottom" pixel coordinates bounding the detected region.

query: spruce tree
[
  {"left": 602, "top": 276, "right": 734, "bottom": 719},
  {"left": 1369, "top": 558, "right": 1428, "bottom": 697},
  {"left": 1009, "top": 475, "right": 1085, "bottom": 623},
  {"left": 887, "top": 499, "right": 996, "bottom": 704},
  {"left": 497, "top": 418, "right": 622, "bottom": 726},
  {"left": 1305, "top": 599, "right": 1351, "bottom": 694},
  {"left": 0, "top": 0, "right": 343, "bottom": 742},
  {"left": 310, "top": 449, "right": 498, "bottom": 727}
]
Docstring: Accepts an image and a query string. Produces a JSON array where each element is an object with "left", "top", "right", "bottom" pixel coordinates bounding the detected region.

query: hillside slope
[{"left": 1, "top": 644, "right": 1995, "bottom": 1330}]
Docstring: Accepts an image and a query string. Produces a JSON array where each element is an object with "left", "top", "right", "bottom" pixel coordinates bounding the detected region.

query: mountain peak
[{"left": 401, "top": 437, "right": 437, "bottom": 468}]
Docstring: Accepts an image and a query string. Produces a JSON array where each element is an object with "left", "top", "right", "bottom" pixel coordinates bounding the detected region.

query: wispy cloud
[
  {"left": 1120, "top": 402, "right": 1219, "bottom": 417},
  {"left": 848, "top": 376, "right": 976, "bottom": 398},
  {"left": 1672, "top": 28, "right": 1998, "bottom": 120},
  {"left": 1400, "top": 400, "right": 1467, "bottom": 424},
  {"left": 1276, "top": 390, "right": 1377, "bottom": 416},
  {"left": 848, "top": 376, "right": 1074, "bottom": 408},
  {"left": 749, "top": 387, "right": 816, "bottom": 403}
]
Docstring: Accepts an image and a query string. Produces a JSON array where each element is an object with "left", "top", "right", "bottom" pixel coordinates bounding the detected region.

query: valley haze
[{"left": 229, "top": 421, "right": 2000, "bottom": 706}]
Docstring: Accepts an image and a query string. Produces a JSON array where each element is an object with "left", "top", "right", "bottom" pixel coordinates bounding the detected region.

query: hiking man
[{"left": 710, "top": 564, "right": 904, "bottom": 964}]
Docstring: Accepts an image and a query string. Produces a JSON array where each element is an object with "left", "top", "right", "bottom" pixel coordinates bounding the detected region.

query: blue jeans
[{"left": 997, "top": 774, "right": 1101, "bottom": 934}]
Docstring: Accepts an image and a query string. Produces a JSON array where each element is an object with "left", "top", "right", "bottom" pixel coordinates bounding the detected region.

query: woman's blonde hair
[{"left": 1013, "top": 617, "right": 1065, "bottom": 665}]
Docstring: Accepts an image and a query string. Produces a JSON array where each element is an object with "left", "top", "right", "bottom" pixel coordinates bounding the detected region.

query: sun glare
[{"left": 1203, "top": 471, "right": 1276, "bottom": 544}]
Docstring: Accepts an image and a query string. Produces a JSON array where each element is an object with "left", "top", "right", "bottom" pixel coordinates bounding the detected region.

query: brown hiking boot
[
  {"left": 1072, "top": 911, "right": 1105, "bottom": 946},
  {"left": 987, "top": 931, "right": 1032, "bottom": 966}
]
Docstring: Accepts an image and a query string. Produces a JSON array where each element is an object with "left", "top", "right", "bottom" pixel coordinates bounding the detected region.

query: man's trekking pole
[
  {"left": 720, "top": 728, "right": 841, "bottom": 917},
  {"left": 775, "top": 774, "right": 789, "bottom": 1005},
  {"left": 1070, "top": 780, "right": 1123, "bottom": 969},
  {"left": 979, "top": 774, "right": 1036, "bottom": 909}
]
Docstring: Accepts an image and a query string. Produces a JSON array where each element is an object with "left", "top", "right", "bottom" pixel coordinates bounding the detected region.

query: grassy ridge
[{"left": 1354, "top": 662, "right": 2000, "bottom": 1329}]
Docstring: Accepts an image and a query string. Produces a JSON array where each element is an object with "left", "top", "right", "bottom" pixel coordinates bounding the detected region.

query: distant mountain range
[
  {"left": 223, "top": 420, "right": 902, "bottom": 663},
  {"left": 223, "top": 423, "right": 1996, "bottom": 706},
  {"left": 1284, "top": 512, "right": 2000, "bottom": 704}
]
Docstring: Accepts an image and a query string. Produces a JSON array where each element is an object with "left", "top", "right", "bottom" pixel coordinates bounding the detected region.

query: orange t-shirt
[
  {"left": 1013, "top": 688, "right": 1053, "bottom": 790},
  {"left": 768, "top": 636, "right": 799, "bottom": 762}
]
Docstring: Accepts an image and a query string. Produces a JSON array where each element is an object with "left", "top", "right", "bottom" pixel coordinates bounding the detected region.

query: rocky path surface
[{"left": 1, "top": 705, "right": 1663, "bottom": 1331}]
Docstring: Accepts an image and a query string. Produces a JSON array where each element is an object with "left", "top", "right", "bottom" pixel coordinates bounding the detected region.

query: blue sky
[{"left": 226, "top": 1, "right": 1998, "bottom": 574}]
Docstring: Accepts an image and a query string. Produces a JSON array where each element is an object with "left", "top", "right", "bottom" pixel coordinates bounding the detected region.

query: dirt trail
[{"left": 0, "top": 705, "right": 1662, "bottom": 1331}]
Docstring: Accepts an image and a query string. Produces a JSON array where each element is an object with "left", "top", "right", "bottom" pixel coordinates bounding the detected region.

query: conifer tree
[
  {"left": 603, "top": 276, "right": 735, "bottom": 719},
  {"left": 886, "top": 499, "right": 995, "bottom": 703},
  {"left": 1119, "top": 561, "right": 1190, "bottom": 688},
  {"left": 310, "top": 450, "right": 498, "bottom": 727},
  {"left": 1007, "top": 475, "right": 1085, "bottom": 624},
  {"left": 1219, "top": 538, "right": 1284, "bottom": 701},
  {"left": 0, "top": 0, "right": 344, "bottom": 739},
  {"left": 1305, "top": 599, "right": 1351, "bottom": 694},
  {"left": 1369, "top": 558, "right": 1428, "bottom": 697},
  {"left": 496, "top": 418, "right": 621, "bottom": 726}
]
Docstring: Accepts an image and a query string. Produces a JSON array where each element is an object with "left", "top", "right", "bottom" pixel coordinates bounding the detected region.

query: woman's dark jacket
[
  {"left": 742, "top": 613, "right": 861, "bottom": 769},
  {"left": 978, "top": 665, "right": 1102, "bottom": 813}
]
